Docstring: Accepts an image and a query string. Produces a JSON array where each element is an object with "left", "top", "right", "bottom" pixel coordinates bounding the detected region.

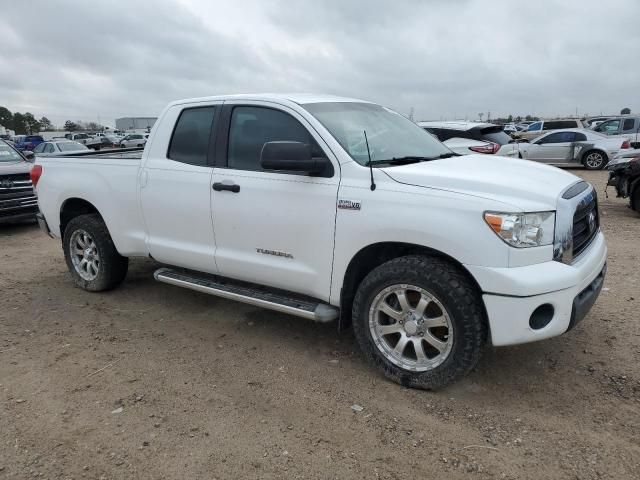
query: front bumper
[
  {"left": 466, "top": 232, "right": 607, "bottom": 346},
  {"left": 0, "top": 205, "right": 39, "bottom": 224}
]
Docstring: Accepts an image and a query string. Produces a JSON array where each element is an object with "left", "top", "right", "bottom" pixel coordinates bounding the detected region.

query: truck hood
[
  {"left": 381, "top": 154, "right": 579, "bottom": 211},
  {"left": 0, "top": 160, "right": 32, "bottom": 175}
]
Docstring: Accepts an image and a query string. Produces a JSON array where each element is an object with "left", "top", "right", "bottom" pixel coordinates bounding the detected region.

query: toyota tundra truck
[{"left": 32, "top": 94, "right": 607, "bottom": 389}]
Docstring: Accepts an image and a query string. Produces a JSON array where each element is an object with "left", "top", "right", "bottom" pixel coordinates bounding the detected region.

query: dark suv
[{"left": 0, "top": 140, "right": 38, "bottom": 224}]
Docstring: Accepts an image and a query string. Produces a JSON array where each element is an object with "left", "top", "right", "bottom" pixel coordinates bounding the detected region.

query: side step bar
[{"left": 154, "top": 268, "right": 339, "bottom": 323}]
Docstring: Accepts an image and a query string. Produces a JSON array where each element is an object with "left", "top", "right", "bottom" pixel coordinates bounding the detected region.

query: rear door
[
  {"left": 139, "top": 102, "right": 221, "bottom": 272},
  {"left": 210, "top": 101, "right": 339, "bottom": 301}
]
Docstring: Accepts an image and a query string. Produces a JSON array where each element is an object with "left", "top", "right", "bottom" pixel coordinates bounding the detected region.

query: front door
[
  {"left": 139, "top": 103, "right": 220, "bottom": 273},
  {"left": 525, "top": 131, "right": 575, "bottom": 163},
  {"left": 211, "top": 102, "right": 340, "bottom": 301}
]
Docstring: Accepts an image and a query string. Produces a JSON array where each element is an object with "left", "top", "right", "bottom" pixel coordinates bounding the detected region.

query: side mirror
[
  {"left": 260, "top": 141, "right": 329, "bottom": 174},
  {"left": 23, "top": 150, "right": 35, "bottom": 161}
]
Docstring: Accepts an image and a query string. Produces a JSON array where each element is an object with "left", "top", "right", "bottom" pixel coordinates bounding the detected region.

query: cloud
[{"left": 1, "top": 0, "right": 638, "bottom": 126}]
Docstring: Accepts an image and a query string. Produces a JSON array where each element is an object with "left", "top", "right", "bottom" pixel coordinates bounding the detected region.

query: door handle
[{"left": 212, "top": 182, "right": 240, "bottom": 193}]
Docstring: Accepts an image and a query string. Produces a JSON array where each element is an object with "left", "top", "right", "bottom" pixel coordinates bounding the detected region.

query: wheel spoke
[
  {"left": 395, "top": 291, "right": 411, "bottom": 313},
  {"left": 424, "top": 332, "right": 447, "bottom": 352},
  {"left": 380, "top": 302, "right": 403, "bottom": 321},
  {"left": 414, "top": 296, "right": 430, "bottom": 318},
  {"left": 76, "top": 236, "right": 86, "bottom": 248},
  {"left": 412, "top": 338, "right": 427, "bottom": 362},
  {"left": 393, "top": 334, "right": 409, "bottom": 355},
  {"left": 73, "top": 247, "right": 84, "bottom": 256},
  {"left": 423, "top": 315, "right": 448, "bottom": 328},
  {"left": 377, "top": 323, "right": 403, "bottom": 336}
]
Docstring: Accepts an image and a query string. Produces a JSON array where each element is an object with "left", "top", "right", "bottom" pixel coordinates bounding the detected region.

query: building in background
[{"left": 115, "top": 117, "right": 157, "bottom": 133}]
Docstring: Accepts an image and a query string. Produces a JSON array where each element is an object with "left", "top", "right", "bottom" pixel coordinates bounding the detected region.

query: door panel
[
  {"left": 139, "top": 102, "right": 220, "bottom": 273},
  {"left": 140, "top": 162, "right": 216, "bottom": 271},
  {"left": 211, "top": 170, "right": 338, "bottom": 299},
  {"left": 210, "top": 101, "right": 339, "bottom": 301}
]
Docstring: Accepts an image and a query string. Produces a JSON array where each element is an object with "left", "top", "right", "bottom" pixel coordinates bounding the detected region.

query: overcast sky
[{"left": 1, "top": 0, "right": 638, "bottom": 127}]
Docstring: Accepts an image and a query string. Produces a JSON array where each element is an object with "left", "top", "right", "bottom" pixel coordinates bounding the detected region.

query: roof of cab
[{"left": 169, "top": 93, "right": 371, "bottom": 107}]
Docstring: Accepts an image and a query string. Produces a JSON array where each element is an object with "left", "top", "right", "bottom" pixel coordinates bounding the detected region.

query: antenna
[{"left": 364, "top": 130, "right": 376, "bottom": 191}]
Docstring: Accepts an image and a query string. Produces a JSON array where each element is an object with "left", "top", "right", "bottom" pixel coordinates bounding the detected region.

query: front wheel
[
  {"left": 352, "top": 255, "right": 487, "bottom": 390},
  {"left": 583, "top": 150, "right": 606, "bottom": 170},
  {"left": 63, "top": 214, "right": 128, "bottom": 291}
]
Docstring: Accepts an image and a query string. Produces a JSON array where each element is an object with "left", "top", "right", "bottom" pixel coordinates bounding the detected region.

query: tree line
[{"left": 0, "top": 106, "right": 103, "bottom": 134}]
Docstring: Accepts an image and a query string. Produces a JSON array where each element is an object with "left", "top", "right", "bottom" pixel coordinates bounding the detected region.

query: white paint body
[{"left": 34, "top": 94, "right": 607, "bottom": 347}]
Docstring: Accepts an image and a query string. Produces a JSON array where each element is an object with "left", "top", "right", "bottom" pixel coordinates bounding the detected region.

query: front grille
[
  {"left": 572, "top": 191, "right": 598, "bottom": 258},
  {"left": 0, "top": 173, "right": 36, "bottom": 219}
]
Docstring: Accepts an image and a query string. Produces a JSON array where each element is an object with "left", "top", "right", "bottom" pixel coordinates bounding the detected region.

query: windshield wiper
[
  {"left": 368, "top": 156, "right": 432, "bottom": 166},
  {"left": 368, "top": 153, "right": 457, "bottom": 166}
]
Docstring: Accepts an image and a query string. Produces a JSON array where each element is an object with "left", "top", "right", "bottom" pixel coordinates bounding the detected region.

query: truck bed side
[{"left": 35, "top": 150, "right": 149, "bottom": 256}]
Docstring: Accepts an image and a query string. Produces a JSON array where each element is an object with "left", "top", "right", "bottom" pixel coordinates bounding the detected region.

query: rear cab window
[{"left": 167, "top": 106, "right": 216, "bottom": 166}]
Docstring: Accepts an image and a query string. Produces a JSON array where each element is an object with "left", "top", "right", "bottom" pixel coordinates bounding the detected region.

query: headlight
[{"left": 484, "top": 211, "right": 555, "bottom": 248}]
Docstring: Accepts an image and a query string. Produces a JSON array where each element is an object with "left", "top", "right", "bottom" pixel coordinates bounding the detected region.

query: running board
[{"left": 154, "top": 268, "right": 339, "bottom": 323}]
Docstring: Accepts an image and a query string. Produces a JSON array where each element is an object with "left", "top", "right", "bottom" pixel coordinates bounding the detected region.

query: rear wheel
[
  {"left": 583, "top": 150, "right": 606, "bottom": 170},
  {"left": 352, "top": 255, "right": 487, "bottom": 390},
  {"left": 63, "top": 214, "right": 128, "bottom": 291},
  {"left": 632, "top": 185, "right": 640, "bottom": 213}
]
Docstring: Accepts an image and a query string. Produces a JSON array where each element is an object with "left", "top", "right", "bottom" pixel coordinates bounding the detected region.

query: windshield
[
  {"left": 58, "top": 141, "right": 88, "bottom": 152},
  {"left": 303, "top": 102, "right": 451, "bottom": 165},
  {"left": 0, "top": 141, "right": 24, "bottom": 162}
]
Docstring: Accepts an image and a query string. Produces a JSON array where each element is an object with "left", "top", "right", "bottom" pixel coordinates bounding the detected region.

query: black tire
[
  {"left": 352, "top": 255, "right": 487, "bottom": 390},
  {"left": 583, "top": 150, "right": 607, "bottom": 170},
  {"left": 632, "top": 185, "right": 640, "bottom": 213},
  {"left": 63, "top": 214, "right": 128, "bottom": 292}
]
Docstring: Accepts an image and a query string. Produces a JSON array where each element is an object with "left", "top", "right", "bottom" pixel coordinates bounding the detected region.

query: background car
[
  {"left": 584, "top": 116, "right": 613, "bottom": 128},
  {"left": 518, "top": 128, "right": 629, "bottom": 169},
  {"left": 119, "top": 133, "right": 147, "bottom": 148},
  {"left": 512, "top": 119, "right": 585, "bottom": 141},
  {"left": 418, "top": 121, "right": 520, "bottom": 157},
  {"left": 85, "top": 136, "right": 118, "bottom": 150},
  {"left": 14, "top": 135, "right": 44, "bottom": 151},
  {"left": 32, "top": 140, "right": 89, "bottom": 156},
  {"left": 593, "top": 116, "right": 640, "bottom": 148},
  {"left": 64, "top": 132, "right": 92, "bottom": 144},
  {"left": 0, "top": 139, "right": 38, "bottom": 223}
]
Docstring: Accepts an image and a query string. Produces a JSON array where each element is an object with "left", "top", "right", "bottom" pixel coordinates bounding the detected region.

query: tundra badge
[{"left": 338, "top": 199, "right": 361, "bottom": 211}]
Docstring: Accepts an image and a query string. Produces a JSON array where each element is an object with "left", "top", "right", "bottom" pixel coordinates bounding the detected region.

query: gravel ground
[{"left": 1, "top": 170, "right": 638, "bottom": 479}]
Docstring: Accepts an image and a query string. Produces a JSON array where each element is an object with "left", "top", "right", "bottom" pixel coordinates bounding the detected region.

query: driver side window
[{"left": 227, "top": 106, "right": 325, "bottom": 173}]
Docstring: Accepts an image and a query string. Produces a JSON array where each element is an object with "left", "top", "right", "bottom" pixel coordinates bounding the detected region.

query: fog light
[{"left": 529, "top": 304, "right": 554, "bottom": 330}]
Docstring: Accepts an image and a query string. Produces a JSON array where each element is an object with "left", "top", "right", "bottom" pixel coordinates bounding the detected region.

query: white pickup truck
[{"left": 32, "top": 94, "right": 607, "bottom": 389}]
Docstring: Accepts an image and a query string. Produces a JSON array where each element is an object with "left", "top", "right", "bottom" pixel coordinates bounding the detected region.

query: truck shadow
[{"left": 0, "top": 220, "right": 39, "bottom": 236}]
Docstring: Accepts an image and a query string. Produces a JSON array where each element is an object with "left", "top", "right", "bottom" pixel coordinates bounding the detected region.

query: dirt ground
[{"left": 1, "top": 170, "right": 638, "bottom": 479}]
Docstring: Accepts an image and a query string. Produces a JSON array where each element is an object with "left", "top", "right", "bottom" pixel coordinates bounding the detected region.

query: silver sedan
[
  {"left": 519, "top": 128, "right": 630, "bottom": 170},
  {"left": 33, "top": 140, "right": 89, "bottom": 157}
]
